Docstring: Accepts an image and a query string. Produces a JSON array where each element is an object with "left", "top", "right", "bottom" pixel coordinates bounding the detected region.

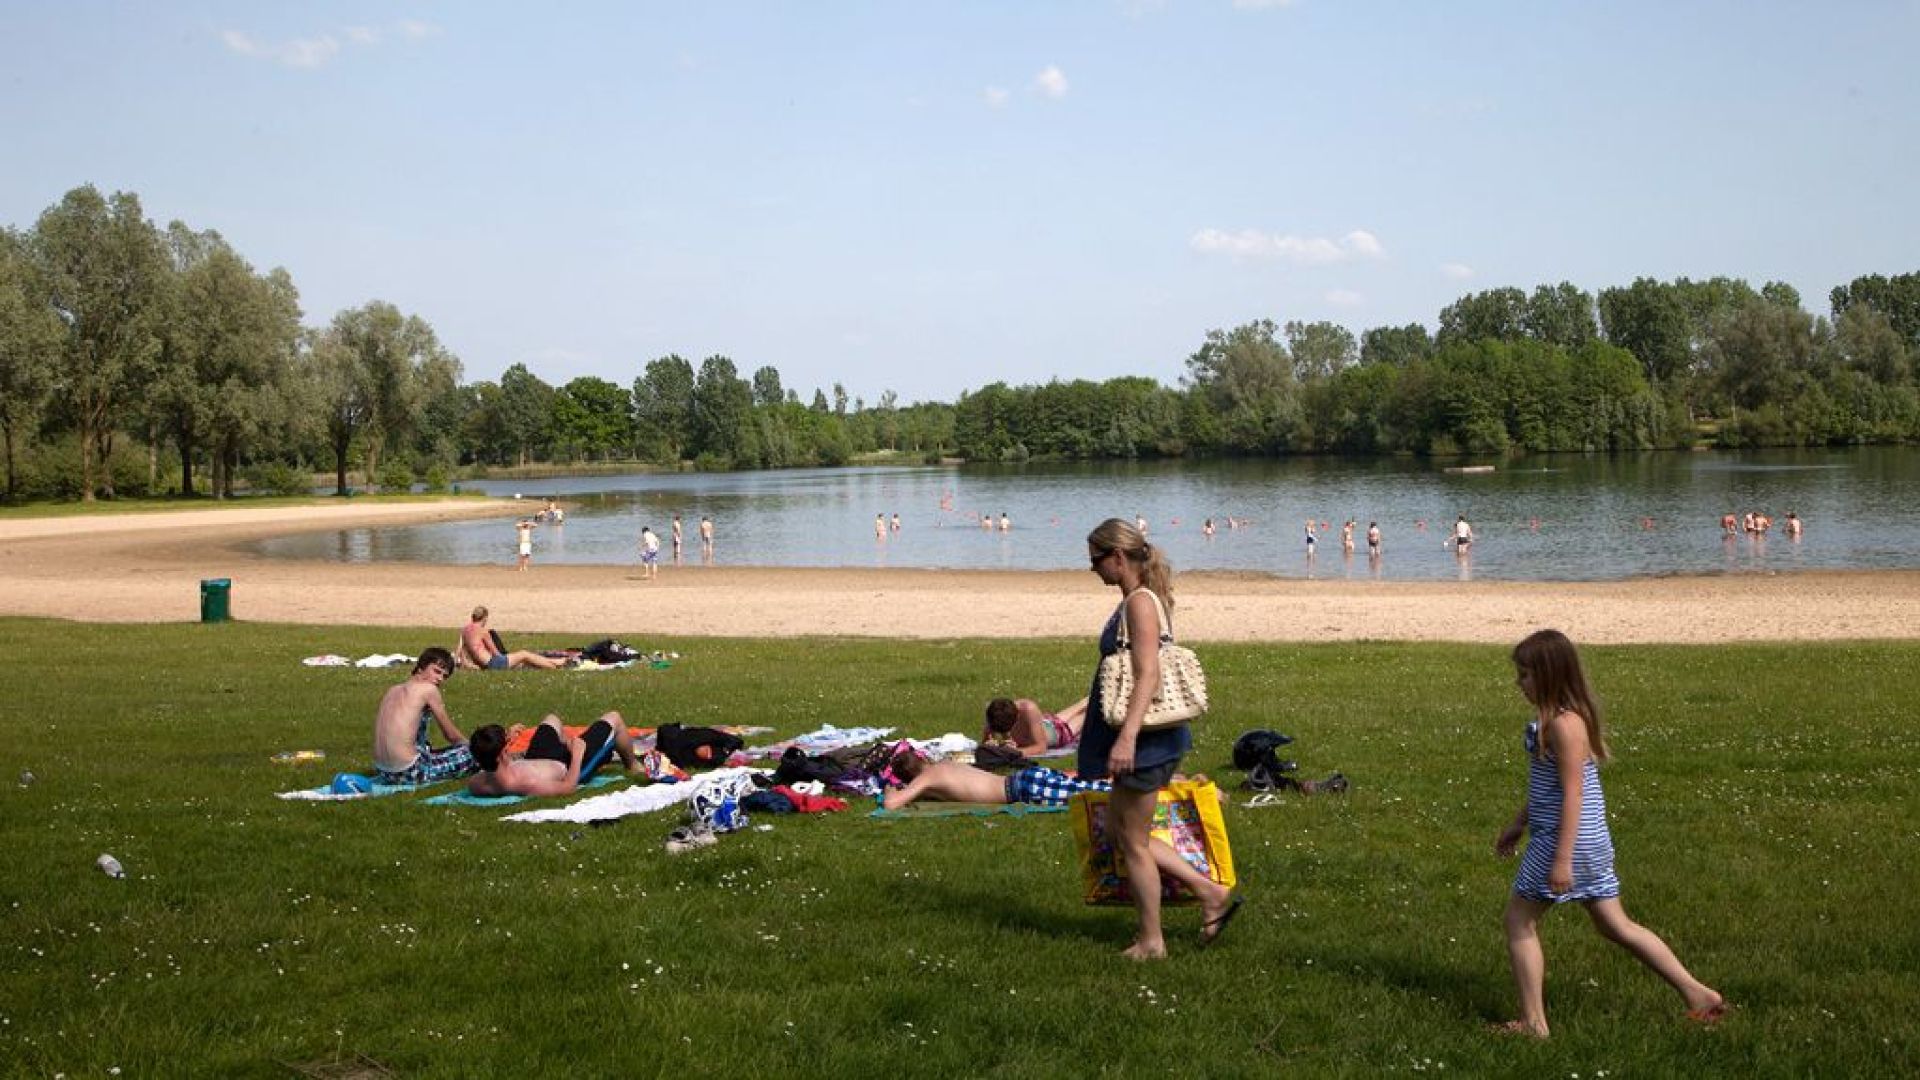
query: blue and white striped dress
[{"left": 1514, "top": 719, "right": 1620, "bottom": 903}]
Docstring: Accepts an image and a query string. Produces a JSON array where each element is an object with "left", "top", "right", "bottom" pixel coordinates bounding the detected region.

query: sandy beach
[{"left": 2, "top": 498, "right": 1916, "bottom": 643}]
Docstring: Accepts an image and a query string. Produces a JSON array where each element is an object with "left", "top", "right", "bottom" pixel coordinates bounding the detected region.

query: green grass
[{"left": 0, "top": 620, "right": 1915, "bottom": 1078}]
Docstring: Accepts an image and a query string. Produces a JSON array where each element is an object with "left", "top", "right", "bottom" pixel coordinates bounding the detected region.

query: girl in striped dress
[{"left": 1493, "top": 629, "right": 1727, "bottom": 1038}]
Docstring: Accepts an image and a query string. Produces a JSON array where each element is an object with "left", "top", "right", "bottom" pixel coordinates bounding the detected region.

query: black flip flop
[{"left": 1200, "top": 895, "right": 1245, "bottom": 949}]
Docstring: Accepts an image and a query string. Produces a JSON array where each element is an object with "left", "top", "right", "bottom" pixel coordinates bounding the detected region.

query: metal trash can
[{"left": 200, "top": 578, "right": 232, "bottom": 623}]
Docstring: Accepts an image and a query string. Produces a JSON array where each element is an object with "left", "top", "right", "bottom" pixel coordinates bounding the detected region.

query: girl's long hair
[
  {"left": 1087, "top": 518, "right": 1174, "bottom": 616},
  {"left": 1511, "top": 628, "right": 1610, "bottom": 763}
]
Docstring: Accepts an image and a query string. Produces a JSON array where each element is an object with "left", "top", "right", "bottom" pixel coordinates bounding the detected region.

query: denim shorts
[{"left": 1114, "top": 757, "right": 1180, "bottom": 793}]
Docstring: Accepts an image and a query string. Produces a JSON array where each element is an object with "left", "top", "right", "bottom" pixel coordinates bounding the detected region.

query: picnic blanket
[
  {"left": 504, "top": 767, "right": 761, "bottom": 824},
  {"left": 745, "top": 724, "right": 896, "bottom": 759},
  {"left": 420, "top": 772, "right": 623, "bottom": 807}
]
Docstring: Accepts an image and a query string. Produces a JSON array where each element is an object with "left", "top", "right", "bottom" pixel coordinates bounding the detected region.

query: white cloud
[
  {"left": 984, "top": 86, "right": 1012, "bottom": 109},
  {"left": 1324, "top": 289, "right": 1364, "bottom": 307},
  {"left": 222, "top": 30, "right": 340, "bottom": 69},
  {"left": 1034, "top": 66, "right": 1069, "bottom": 99},
  {"left": 1189, "top": 228, "right": 1388, "bottom": 265},
  {"left": 1233, "top": 0, "right": 1298, "bottom": 9},
  {"left": 1440, "top": 262, "right": 1476, "bottom": 280},
  {"left": 221, "top": 20, "right": 438, "bottom": 69}
]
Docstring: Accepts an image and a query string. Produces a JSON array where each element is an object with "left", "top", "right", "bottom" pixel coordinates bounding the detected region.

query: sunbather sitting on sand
[{"left": 467, "top": 712, "right": 641, "bottom": 798}]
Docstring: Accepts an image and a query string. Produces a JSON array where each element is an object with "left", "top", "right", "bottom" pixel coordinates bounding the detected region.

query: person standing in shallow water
[{"left": 1080, "top": 518, "right": 1240, "bottom": 960}]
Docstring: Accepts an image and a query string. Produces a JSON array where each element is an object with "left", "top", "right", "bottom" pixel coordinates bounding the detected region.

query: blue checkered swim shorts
[{"left": 1004, "top": 766, "right": 1111, "bottom": 807}]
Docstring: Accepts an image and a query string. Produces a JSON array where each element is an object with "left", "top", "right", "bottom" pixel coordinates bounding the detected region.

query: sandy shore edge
[{"left": 2, "top": 499, "right": 1917, "bottom": 643}]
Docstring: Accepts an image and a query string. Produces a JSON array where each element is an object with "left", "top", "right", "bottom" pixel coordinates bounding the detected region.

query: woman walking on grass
[
  {"left": 1494, "top": 628, "right": 1727, "bottom": 1037},
  {"left": 1081, "top": 518, "right": 1240, "bottom": 960}
]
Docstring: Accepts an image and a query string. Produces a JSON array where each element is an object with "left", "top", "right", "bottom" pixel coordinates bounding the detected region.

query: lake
[{"left": 257, "top": 447, "right": 1920, "bottom": 581}]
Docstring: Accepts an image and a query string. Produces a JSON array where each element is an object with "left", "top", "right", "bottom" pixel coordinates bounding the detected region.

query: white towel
[{"left": 504, "top": 766, "right": 765, "bottom": 824}]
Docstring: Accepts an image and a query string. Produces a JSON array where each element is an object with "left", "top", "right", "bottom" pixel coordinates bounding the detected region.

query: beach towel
[
  {"left": 277, "top": 779, "right": 429, "bottom": 802},
  {"left": 746, "top": 724, "right": 896, "bottom": 759},
  {"left": 504, "top": 766, "right": 763, "bottom": 824},
  {"left": 868, "top": 802, "right": 1068, "bottom": 820},
  {"left": 420, "top": 773, "right": 623, "bottom": 807}
]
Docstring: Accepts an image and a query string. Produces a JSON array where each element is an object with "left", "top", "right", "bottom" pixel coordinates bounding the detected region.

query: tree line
[{"left": 3, "top": 184, "right": 1917, "bottom": 501}]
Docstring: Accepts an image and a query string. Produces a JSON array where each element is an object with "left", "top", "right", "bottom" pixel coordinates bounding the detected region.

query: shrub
[
  {"left": 423, "top": 463, "right": 451, "bottom": 494},
  {"left": 245, "top": 461, "right": 311, "bottom": 497},
  {"left": 376, "top": 458, "right": 416, "bottom": 493}
]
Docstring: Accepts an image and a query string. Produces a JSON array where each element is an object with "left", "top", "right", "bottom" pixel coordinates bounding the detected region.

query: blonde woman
[{"left": 1082, "top": 518, "right": 1240, "bottom": 959}]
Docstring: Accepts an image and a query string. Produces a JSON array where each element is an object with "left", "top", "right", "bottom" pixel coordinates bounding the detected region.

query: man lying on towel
[
  {"left": 882, "top": 753, "right": 1111, "bottom": 811},
  {"left": 467, "top": 711, "right": 642, "bottom": 798}
]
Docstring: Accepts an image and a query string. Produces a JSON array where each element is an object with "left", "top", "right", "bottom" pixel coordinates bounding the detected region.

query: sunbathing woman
[{"left": 983, "top": 696, "right": 1089, "bottom": 757}]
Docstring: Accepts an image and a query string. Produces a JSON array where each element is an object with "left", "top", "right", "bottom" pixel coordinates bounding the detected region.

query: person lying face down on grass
[
  {"left": 983, "top": 695, "right": 1090, "bottom": 757},
  {"left": 458, "top": 606, "right": 565, "bottom": 671},
  {"left": 881, "top": 752, "right": 1112, "bottom": 811},
  {"left": 467, "top": 712, "right": 642, "bottom": 798}
]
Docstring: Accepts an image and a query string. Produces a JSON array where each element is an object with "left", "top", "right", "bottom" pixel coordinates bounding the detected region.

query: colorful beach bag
[{"left": 1069, "top": 778, "right": 1236, "bottom": 906}]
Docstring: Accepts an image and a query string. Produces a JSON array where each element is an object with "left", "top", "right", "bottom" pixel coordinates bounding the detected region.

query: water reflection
[{"left": 247, "top": 448, "right": 1920, "bottom": 582}]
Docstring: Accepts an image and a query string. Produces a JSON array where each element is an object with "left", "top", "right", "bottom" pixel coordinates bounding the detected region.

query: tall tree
[
  {"left": 497, "top": 363, "right": 554, "bottom": 466},
  {"left": 0, "top": 229, "right": 63, "bottom": 499},
  {"left": 750, "top": 365, "right": 784, "bottom": 408},
  {"left": 1598, "top": 278, "right": 1691, "bottom": 383},
  {"left": 1522, "top": 282, "right": 1598, "bottom": 348},
  {"left": 631, "top": 354, "right": 695, "bottom": 462},
  {"left": 1284, "top": 320, "right": 1358, "bottom": 380},
  {"left": 307, "top": 327, "right": 369, "bottom": 495},
  {"left": 1831, "top": 272, "right": 1920, "bottom": 352},
  {"left": 164, "top": 225, "right": 301, "bottom": 497},
  {"left": 691, "top": 355, "right": 753, "bottom": 462},
  {"left": 1436, "top": 287, "right": 1527, "bottom": 345},
  {"left": 329, "top": 301, "right": 458, "bottom": 485},
  {"left": 1360, "top": 323, "right": 1432, "bottom": 366},
  {"left": 34, "top": 186, "right": 167, "bottom": 500},
  {"left": 551, "top": 376, "right": 631, "bottom": 461}
]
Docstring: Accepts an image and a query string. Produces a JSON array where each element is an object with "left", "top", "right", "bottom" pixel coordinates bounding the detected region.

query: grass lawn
[{"left": 0, "top": 619, "right": 1914, "bottom": 1078}]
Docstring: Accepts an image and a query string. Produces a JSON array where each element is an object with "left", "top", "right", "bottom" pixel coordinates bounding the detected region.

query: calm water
[{"left": 256, "top": 448, "right": 1920, "bottom": 581}]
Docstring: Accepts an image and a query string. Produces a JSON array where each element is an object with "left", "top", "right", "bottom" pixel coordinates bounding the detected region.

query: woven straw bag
[{"left": 1098, "top": 589, "right": 1209, "bottom": 730}]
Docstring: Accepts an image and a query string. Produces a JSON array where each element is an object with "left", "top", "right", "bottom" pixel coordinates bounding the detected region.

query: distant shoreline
[{"left": 2, "top": 500, "right": 1917, "bottom": 643}]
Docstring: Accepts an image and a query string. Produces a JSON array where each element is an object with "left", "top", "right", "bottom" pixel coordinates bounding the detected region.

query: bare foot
[
  {"left": 1490, "top": 1020, "right": 1548, "bottom": 1039},
  {"left": 1199, "top": 890, "right": 1244, "bottom": 948},
  {"left": 1121, "top": 940, "right": 1166, "bottom": 961}
]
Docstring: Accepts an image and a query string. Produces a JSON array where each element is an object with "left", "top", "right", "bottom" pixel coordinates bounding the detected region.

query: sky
[{"left": 4, "top": 1, "right": 1917, "bottom": 405}]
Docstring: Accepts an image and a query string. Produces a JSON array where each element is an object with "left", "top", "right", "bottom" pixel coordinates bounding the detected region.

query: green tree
[
  {"left": 330, "top": 301, "right": 458, "bottom": 486},
  {"left": 1521, "top": 282, "right": 1598, "bottom": 348},
  {"left": 631, "top": 354, "right": 694, "bottom": 462},
  {"left": 1436, "top": 287, "right": 1527, "bottom": 345},
  {"left": 750, "top": 365, "right": 784, "bottom": 408},
  {"left": 551, "top": 376, "right": 631, "bottom": 461},
  {"left": 307, "top": 327, "right": 369, "bottom": 495},
  {"left": 1598, "top": 278, "right": 1691, "bottom": 383},
  {"left": 1359, "top": 323, "right": 1432, "bottom": 366},
  {"left": 691, "top": 355, "right": 753, "bottom": 464},
  {"left": 1284, "top": 320, "right": 1358, "bottom": 381},
  {"left": 34, "top": 185, "right": 167, "bottom": 500},
  {"left": 0, "top": 229, "right": 63, "bottom": 499},
  {"left": 1830, "top": 271, "right": 1920, "bottom": 352},
  {"left": 1182, "top": 320, "right": 1296, "bottom": 453},
  {"left": 1828, "top": 304, "right": 1910, "bottom": 387},
  {"left": 498, "top": 363, "right": 554, "bottom": 466},
  {"left": 1701, "top": 299, "right": 1816, "bottom": 412}
]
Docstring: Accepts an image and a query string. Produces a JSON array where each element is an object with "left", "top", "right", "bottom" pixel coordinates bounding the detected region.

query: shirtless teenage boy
[
  {"left": 467, "top": 712, "right": 642, "bottom": 798},
  {"left": 372, "top": 648, "right": 476, "bottom": 786},
  {"left": 881, "top": 755, "right": 1111, "bottom": 811}
]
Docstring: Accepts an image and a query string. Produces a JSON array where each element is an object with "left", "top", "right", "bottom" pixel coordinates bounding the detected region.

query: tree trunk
[
  {"left": 2, "top": 423, "right": 14, "bottom": 502},
  {"left": 332, "top": 431, "right": 351, "bottom": 496},
  {"left": 78, "top": 415, "right": 97, "bottom": 502},
  {"left": 96, "top": 430, "right": 116, "bottom": 499}
]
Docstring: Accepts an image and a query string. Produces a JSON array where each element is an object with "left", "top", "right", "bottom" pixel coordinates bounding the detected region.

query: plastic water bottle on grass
[{"left": 97, "top": 854, "right": 125, "bottom": 879}]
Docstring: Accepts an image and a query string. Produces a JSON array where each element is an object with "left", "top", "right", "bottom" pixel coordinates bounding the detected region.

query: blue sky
[{"left": 4, "top": 2, "right": 1916, "bottom": 404}]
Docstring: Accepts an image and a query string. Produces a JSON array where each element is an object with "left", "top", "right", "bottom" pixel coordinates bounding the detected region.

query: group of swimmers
[{"left": 1722, "top": 510, "right": 1802, "bottom": 539}]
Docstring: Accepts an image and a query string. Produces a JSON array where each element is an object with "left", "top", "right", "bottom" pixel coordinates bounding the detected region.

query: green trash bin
[{"left": 200, "top": 578, "right": 232, "bottom": 623}]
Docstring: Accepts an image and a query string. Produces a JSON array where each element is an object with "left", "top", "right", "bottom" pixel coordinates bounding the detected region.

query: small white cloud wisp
[
  {"left": 1440, "top": 262, "right": 1476, "bottom": 280},
  {"left": 1034, "top": 66, "right": 1069, "bottom": 99},
  {"left": 221, "top": 20, "right": 440, "bottom": 69},
  {"left": 1189, "top": 228, "right": 1387, "bottom": 265}
]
